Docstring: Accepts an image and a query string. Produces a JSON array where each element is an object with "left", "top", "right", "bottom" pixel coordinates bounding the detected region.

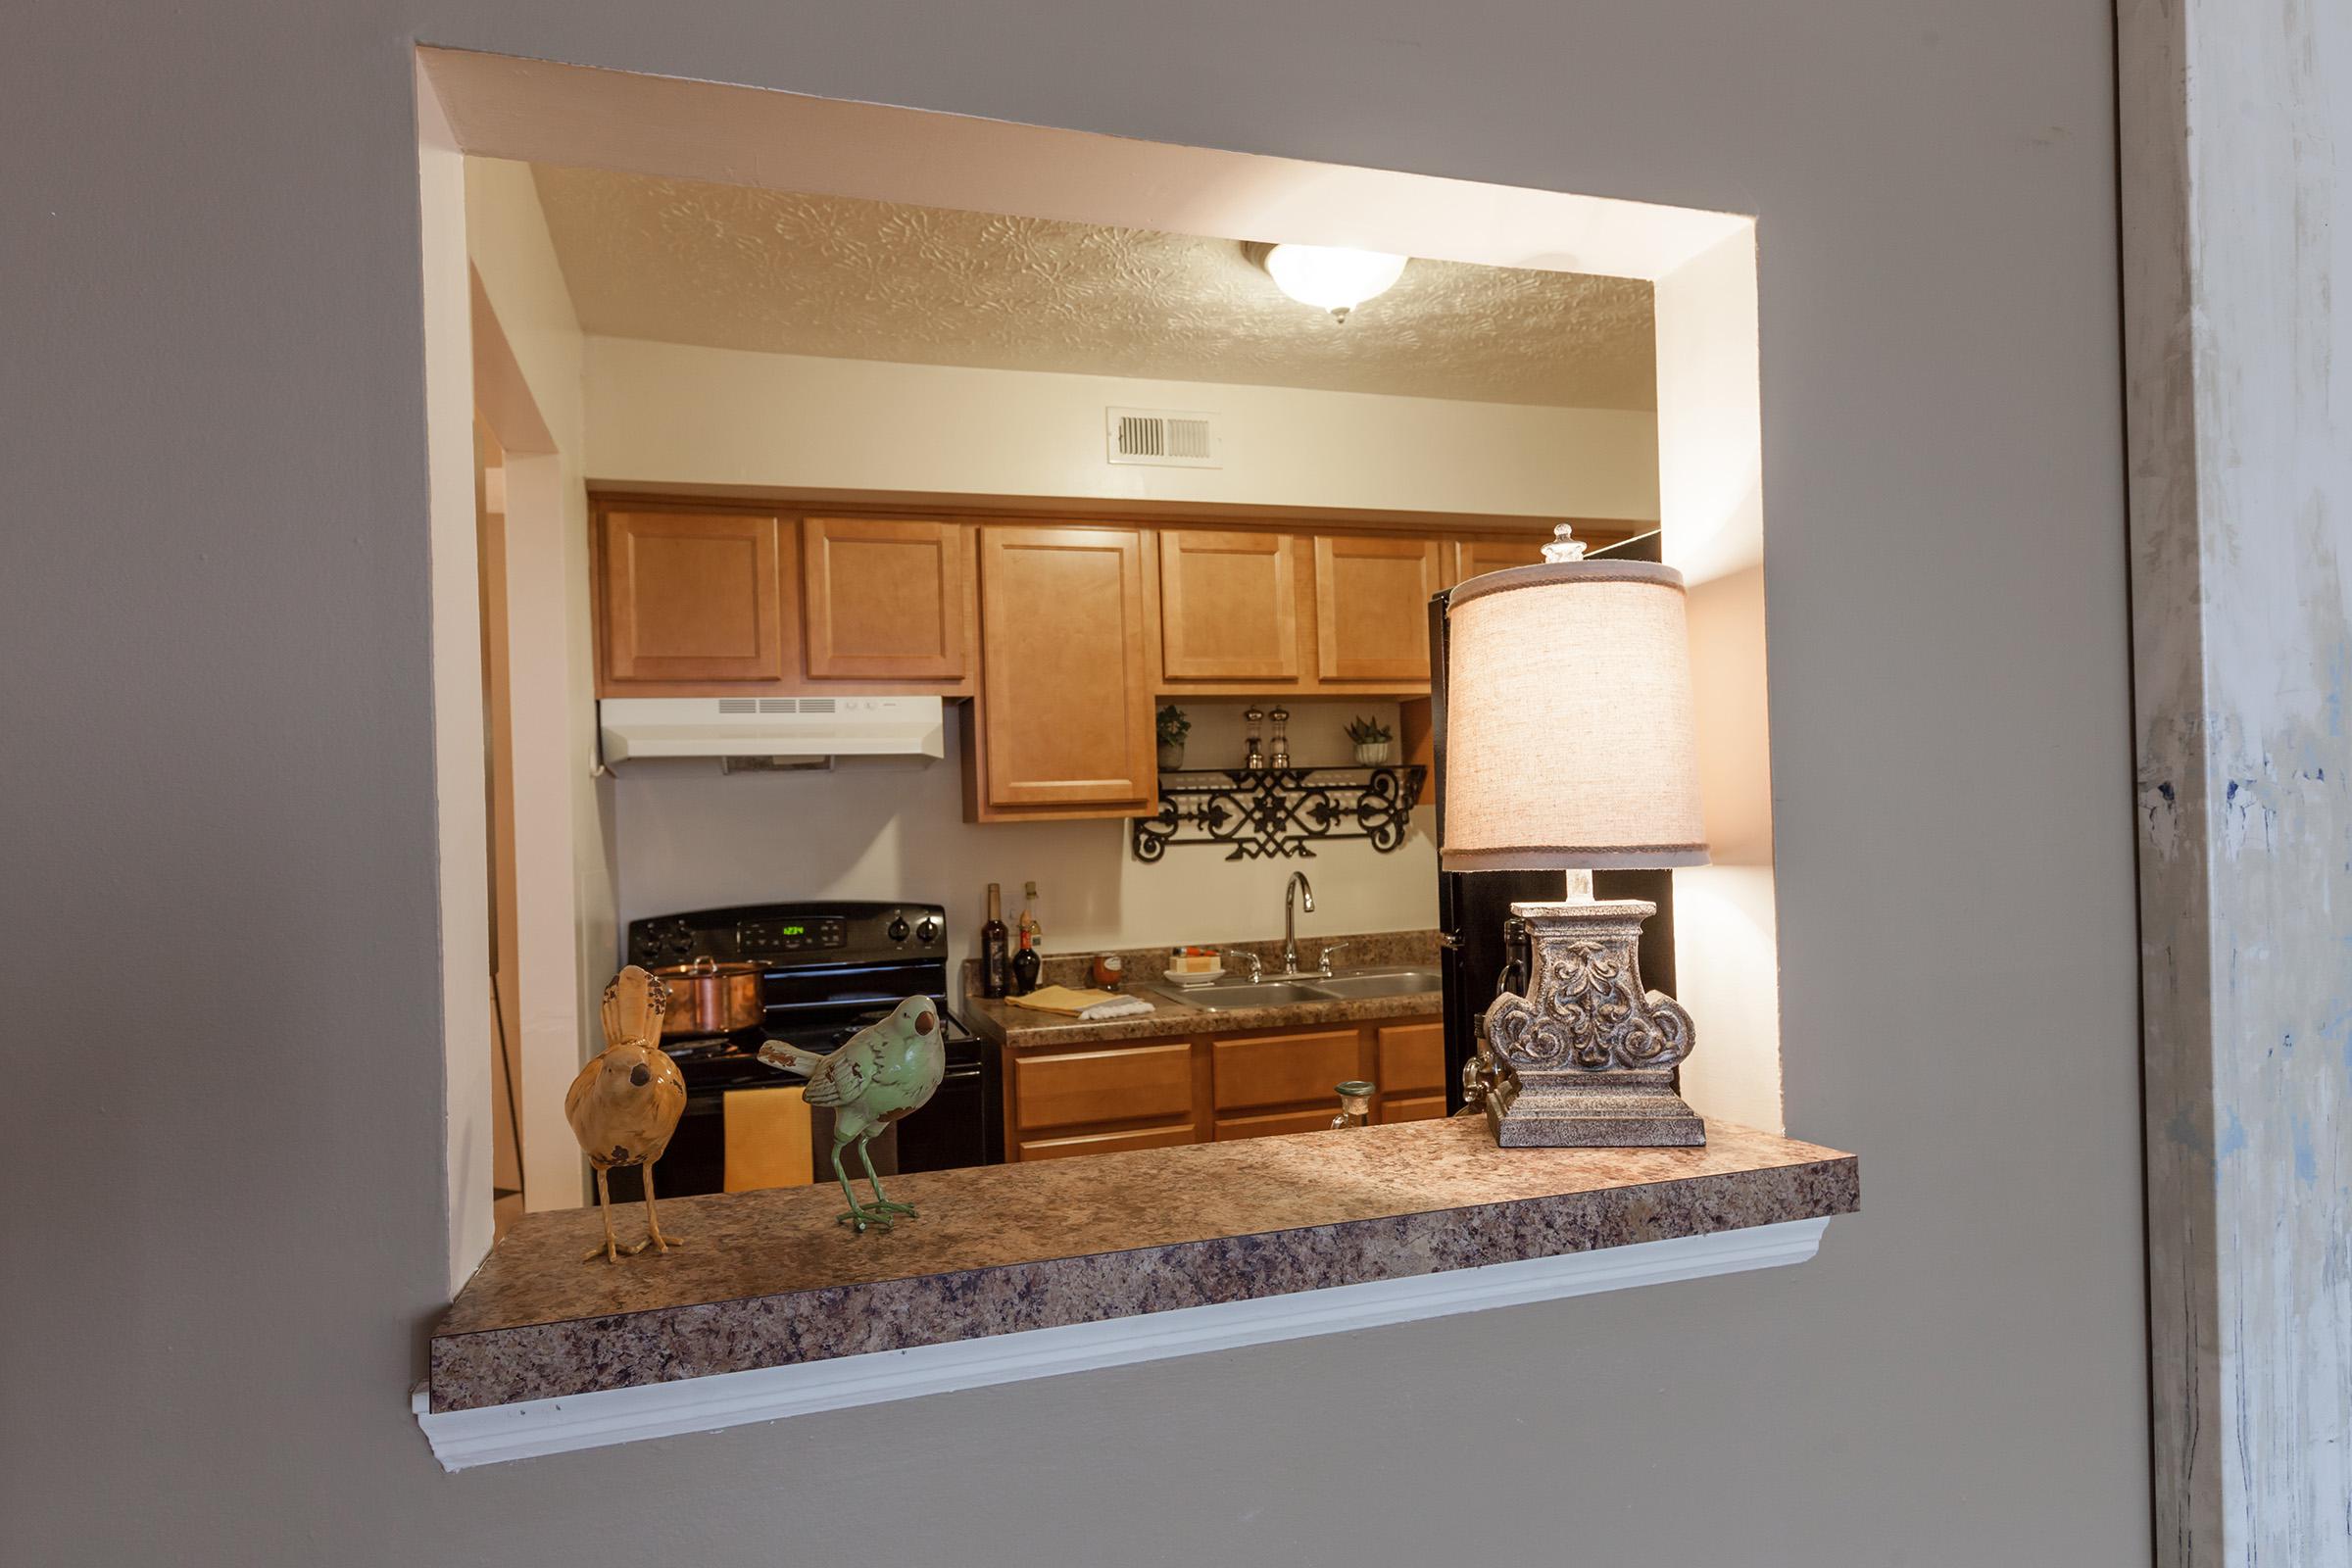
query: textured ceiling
[{"left": 529, "top": 166, "right": 1656, "bottom": 410}]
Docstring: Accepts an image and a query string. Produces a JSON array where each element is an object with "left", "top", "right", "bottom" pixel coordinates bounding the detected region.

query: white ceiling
[{"left": 529, "top": 166, "right": 1657, "bottom": 410}]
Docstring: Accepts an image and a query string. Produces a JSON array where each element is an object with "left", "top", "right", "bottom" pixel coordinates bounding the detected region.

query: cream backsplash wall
[
  {"left": 614, "top": 701, "right": 1436, "bottom": 985},
  {"left": 582, "top": 331, "right": 1660, "bottom": 520}
]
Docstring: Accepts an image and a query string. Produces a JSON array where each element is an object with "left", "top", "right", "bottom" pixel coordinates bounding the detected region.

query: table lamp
[{"left": 1440, "top": 527, "right": 1709, "bottom": 1148}]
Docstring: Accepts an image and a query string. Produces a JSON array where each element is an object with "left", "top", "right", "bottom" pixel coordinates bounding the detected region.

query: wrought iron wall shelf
[{"left": 1132, "top": 765, "right": 1427, "bottom": 862}]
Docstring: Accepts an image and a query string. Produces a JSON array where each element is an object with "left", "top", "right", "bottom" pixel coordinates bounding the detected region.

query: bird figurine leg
[
  {"left": 581, "top": 1167, "right": 643, "bottom": 1263},
  {"left": 831, "top": 1137, "right": 891, "bottom": 1233},
  {"left": 637, "top": 1158, "right": 685, "bottom": 1254},
  {"left": 855, "top": 1137, "right": 918, "bottom": 1219}
]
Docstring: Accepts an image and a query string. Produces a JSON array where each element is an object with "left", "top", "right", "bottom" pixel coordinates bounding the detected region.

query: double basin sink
[{"left": 1150, "top": 966, "right": 1442, "bottom": 1012}]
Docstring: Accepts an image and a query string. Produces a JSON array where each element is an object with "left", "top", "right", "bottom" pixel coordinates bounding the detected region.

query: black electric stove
[{"left": 608, "top": 901, "right": 1001, "bottom": 1200}]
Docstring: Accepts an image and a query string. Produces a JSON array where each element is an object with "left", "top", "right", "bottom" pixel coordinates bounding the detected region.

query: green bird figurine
[{"left": 757, "top": 995, "right": 945, "bottom": 1233}]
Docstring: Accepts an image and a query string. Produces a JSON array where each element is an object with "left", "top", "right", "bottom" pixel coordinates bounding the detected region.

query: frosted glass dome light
[{"left": 1259, "top": 244, "right": 1408, "bottom": 321}]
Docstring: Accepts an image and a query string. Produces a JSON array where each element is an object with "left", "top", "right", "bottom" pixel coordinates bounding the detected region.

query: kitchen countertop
[
  {"left": 427, "top": 1117, "right": 1856, "bottom": 1412},
  {"left": 961, "top": 927, "right": 1444, "bottom": 1048},
  {"left": 963, "top": 984, "right": 1444, "bottom": 1048}
]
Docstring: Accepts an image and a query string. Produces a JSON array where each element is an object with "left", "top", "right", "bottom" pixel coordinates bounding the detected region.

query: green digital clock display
[{"left": 777, "top": 923, "right": 807, "bottom": 936}]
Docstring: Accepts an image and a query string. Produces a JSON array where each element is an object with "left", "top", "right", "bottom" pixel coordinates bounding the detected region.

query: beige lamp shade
[{"left": 1440, "top": 561, "right": 1708, "bottom": 870}]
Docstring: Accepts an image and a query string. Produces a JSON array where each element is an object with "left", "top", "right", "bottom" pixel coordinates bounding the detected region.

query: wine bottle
[
  {"left": 1010, "top": 881, "right": 1043, "bottom": 995},
  {"left": 980, "top": 882, "right": 1010, "bottom": 999}
]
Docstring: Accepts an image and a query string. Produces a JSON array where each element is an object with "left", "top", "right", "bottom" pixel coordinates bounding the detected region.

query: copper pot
[{"left": 652, "top": 956, "right": 764, "bottom": 1037}]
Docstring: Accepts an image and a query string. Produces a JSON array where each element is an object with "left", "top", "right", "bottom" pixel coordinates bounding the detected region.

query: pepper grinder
[
  {"left": 1268, "top": 705, "right": 1291, "bottom": 769},
  {"left": 1243, "top": 705, "right": 1266, "bottom": 770}
]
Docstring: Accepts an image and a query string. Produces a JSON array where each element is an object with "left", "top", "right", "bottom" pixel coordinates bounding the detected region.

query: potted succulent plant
[
  {"left": 1156, "top": 704, "right": 1191, "bottom": 769},
  {"left": 1346, "top": 714, "right": 1395, "bottom": 766}
]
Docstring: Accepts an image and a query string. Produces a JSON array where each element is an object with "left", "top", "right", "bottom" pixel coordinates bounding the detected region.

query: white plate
[{"left": 1160, "top": 965, "right": 1227, "bottom": 986}]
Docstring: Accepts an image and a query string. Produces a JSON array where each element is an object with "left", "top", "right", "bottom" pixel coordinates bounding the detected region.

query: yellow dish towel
[
  {"left": 723, "top": 1085, "right": 812, "bottom": 1192},
  {"left": 1005, "top": 984, "right": 1122, "bottom": 1015}
]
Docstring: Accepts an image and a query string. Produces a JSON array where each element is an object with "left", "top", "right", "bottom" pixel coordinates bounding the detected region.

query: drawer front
[
  {"left": 1213, "top": 1107, "right": 1337, "bottom": 1141},
  {"left": 1011, "top": 1042, "right": 1194, "bottom": 1134},
  {"left": 1018, "top": 1124, "right": 1197, "bottom": 1162},
  {"left": 1375, "top": 1094, "right": 1448, "bottom": 1125},
  {"left": 1375, "top": 1021, "right": 1447, "bottom": 1096},
  {"left": 1211, "top": 1027, "right": 1363, "bottom": 1113}
]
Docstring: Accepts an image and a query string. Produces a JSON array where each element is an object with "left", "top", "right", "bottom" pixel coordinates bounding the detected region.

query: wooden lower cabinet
[
  {"left": 1011, "top": 1041, "right": 1192, "bottom": 1133},
  {"left": 1215, "top": 1107, "right": 1338, "bottom": 1140},
  {"left": 1003, "top": 1011, "right": 1446, "bottom": 1160},
  {"left": 1374, "top": 1021, "right": 1446, "bottom": 1097},
  {"left": 1212, "top": 1028, "right": 1363, "bottom": 1113},
  {"left": 1020, "top": 1124, "right": 1198, "bottom": 1162}
]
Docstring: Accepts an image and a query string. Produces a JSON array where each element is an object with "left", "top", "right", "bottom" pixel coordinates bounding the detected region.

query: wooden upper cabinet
[
  {"left": 1450, "top": 536, "right": 1549, "bottom": 586},
  {"left": 974, "top": 525, "right": 1155, "bottom": 810},
  {"left": 801, "top": 516, "right": 971, "bottom": 682},
  {"left": 598, "top": 508, "right": 792, "bottom": 688},
  {"left": 1313, "top": 535, "right": 1442, "bottom": 683},
  {"left": 1158, "top": 530, "right": 1302, "bottom": 681}
]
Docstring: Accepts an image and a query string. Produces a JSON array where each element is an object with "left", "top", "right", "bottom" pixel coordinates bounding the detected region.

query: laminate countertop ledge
[{"left": 427, "top": 1118, "right": 1856, "bottom": 1419}]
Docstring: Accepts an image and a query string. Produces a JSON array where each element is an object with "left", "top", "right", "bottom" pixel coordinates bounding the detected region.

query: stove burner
[{"left": 662, "top": 1032, "right": 758, "bottom": 1063}]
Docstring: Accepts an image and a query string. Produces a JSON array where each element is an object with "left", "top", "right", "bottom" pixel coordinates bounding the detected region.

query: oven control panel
[
  {"left": 628, "top": 902, "right": 950, "bottom": 970},
  {"left": 741, "top": 916, "right": 848, "bottom": 957}
]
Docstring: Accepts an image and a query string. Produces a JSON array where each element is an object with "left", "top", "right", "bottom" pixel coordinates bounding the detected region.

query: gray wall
[{"left": 0, "top": 3, "right": 2145, "bottom": 1564}]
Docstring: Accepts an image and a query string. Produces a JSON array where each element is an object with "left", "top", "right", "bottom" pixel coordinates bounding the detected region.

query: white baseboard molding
[{"left": 415, "top": 1215, "right": 1830, "bottom": 1470}]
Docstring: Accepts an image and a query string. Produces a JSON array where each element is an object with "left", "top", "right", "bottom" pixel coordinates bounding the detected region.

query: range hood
[{"left": 598, "top": 696, "right": 945, "bottom": 765}]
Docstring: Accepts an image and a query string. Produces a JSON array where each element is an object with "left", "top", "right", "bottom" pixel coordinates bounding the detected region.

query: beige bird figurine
[
  {"left": 758, "top": 995, "right": 945, "bottom": 1233},
  {"left": 565, "top": 965, "right": 689, "bottom": 1263}
]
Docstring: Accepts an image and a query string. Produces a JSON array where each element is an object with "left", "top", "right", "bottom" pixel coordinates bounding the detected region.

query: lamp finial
[{"left": 1540, "top": 523, "right": 1587, "bottom": 564}]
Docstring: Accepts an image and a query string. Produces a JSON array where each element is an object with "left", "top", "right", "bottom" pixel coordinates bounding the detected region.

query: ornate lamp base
[{"left": 1479, "top": 900, "right": 1705, "bottom": 1148}]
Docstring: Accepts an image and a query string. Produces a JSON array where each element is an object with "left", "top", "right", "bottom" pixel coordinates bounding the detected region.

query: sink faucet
[{"left": 1282, "top": 871, "right": 1315, "bottom": 976}]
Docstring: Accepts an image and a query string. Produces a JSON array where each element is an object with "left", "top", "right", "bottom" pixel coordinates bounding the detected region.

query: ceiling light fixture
[{"left": 1248, "top": 242, "right": 1408, "bottom": 322}]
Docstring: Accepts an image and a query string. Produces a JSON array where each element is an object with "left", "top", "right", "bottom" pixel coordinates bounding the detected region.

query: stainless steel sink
[
  {"left": 1152, "top": 967, "right": 1443, "bottom": 1010},
  {"left": 1152, "top": 980, "right": 1335, "bottom": 1011},
  {"left": 1306, "top": 967, "right": 1442, "bottom": 1000}
]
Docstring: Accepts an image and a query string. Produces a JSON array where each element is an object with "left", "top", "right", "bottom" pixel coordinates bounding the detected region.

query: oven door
[
  {"left": 891, "top": 1054, "right": 999, "bottom": 1172},
  {"left": 606, "top": 1088, "right": 899, "bottom": 1201}
]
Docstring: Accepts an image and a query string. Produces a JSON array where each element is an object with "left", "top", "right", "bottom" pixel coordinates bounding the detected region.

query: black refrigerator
[{"left": 1433, "top": 530, "right": 1676, "bottom": 1110}]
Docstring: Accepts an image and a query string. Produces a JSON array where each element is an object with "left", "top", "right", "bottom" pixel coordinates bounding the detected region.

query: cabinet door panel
[
  {"left": 1211, "top": 1027, "right": 1364, "bottom": 1113},
  {"left": 1375, "top": 1095, "right": 1448, "bottom": 1125},
  {"left": 1313, "top": 535, "right": 1442, "bottom": 682},
  {"left": 1018, "top": 1124, "right": 1197, "bottom": 1162},
  {"left": 1159, "top": 530, "right": 1301, "bottom": 680},
  {"left": 1011, "top": 1042, "right": 1194, "bottom": 1134},
  {"left": 1450, "top": 536, "right": 1549, "bottom": 586},
  {"left": 802, "top": 517, "right": 969, "bottom": 680},
  {"left": 977, "top": 525, "right": 1154, "bottom": 807},
  {"left": 1214, "top": 1107, "right": 1336, "bottom": 1141},
  {"left": 600, "top": 510, "right": 789, "bottom": 684},
  {"left": 1375, "top": 1021, "right": 1447, "bottom": 1096}
]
